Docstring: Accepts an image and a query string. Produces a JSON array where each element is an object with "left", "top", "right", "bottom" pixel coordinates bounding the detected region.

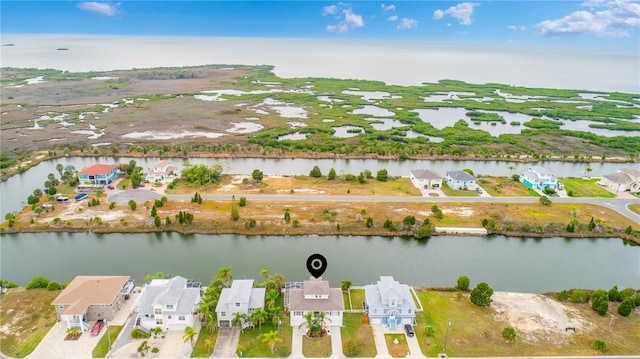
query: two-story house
[
  {"left": 135, "top": 276, "right": 201, "bottom": 332},
  {"left": 287, "top": 277, "right": 344, "bottom": 327},
  {"left": 445, "top": 170, "right": 477, "bottom": 190},
  {"left": 146, "top": 160, "right": 177, "bottom": 184},
  {"left": 52, "top": 275, "right": 133, "bottom": 331},
  {"left": 520, "top": 166, "right": 558, "bottom": 190},
  {"left": 364, "top": 276, "right": 416, "bottom": 330},
  {"left": 600, "top": 168, "right": 640, "bottom": 193},
  {"left": 78, "top": 164, "right": 118, "bottom": 185},
  {"left": 216, "top": 280, "right": 265, "bottom": 328}
]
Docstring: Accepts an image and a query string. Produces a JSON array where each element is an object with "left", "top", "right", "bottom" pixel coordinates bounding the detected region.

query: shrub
[
  {"left": 128, "top": 200, "right": 137, "bottom": 211},
  {"left": 239, "top": 197, "right": 247, "bottom": 207},
  {"left": 47, "top": 281, "right": 61, "bottom": 291},
  {"left": 501, "top": 327, "right": 516, "bottom": 342},
  {"left": 26, "top": 276, "right": 50, "bottom": 289},
  {"left": 414, "top": 225, "right": 432, "bottom": 240},
  {"left": 539, "top": 196, "right": 552, "bottom": 206},
  {"left": 0, "top": 279, "right": 18, "bottom": 288},
  {"left": 154, "top": 216, "right": 161, "bottom": 227},
  {"left": 131, "top": 328, "right": 151, "bottom": 339},
  {"left": 376, "top": 169, "right": 388, "bottom": 182},
  {"left": 592, "top": 339, "right": 608, "bottom": 352},
  {"left": 365, "top": 217, "right": 373, "bottom": 228},
  {"left": 618, "top": 298, "right": 635, "bottom": 317},
  {"left": 252, "top": 169, "right": 263, "bottom": 182},
  {"left": 456, "top": 276, "right": 470, "bottom": 291},
  {"left": 284, "top": 209, "right": 291, "bottom": 223},
  {"left": 557, "top": 290, "right": 569, "bottom": 301},
  {"left": 328, "top": 168, "right": 336, "bottom": 180},
  {"left": 151, "top": 347, "right": 159, "bottom": 354},
  {"left": 109, "top": 202, "right": 116, "bottom": 209},
  {"left": 608, "top": 285, "right": 622, "bottom": 302},
  {"left": 309, "top": 165, "right": 322, "bottom": 178},
  {"left": 570, "top": 290, "right": 590, "bottom": 303},
  {"left": 343, "top": 340, "right": 358, "bottom": 357}
]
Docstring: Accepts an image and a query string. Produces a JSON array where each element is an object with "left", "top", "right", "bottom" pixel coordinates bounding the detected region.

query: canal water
[{"left": 1, "top": 232, "right": 638, "bottom": 293}]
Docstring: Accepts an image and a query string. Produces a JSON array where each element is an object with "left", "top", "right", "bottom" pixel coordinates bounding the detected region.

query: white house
[
  {"left": 287, "top": 277, "right": 344, "bottom": 327},
  {"left": 600, "top": 168, "right": 640, "bottom": 193},
  {"left": 410, "top": 169, "right": 442, "bottom": 189},
  {"left": 520, "top": 166, "right": 558, "bottom": 190},
  {"left": 445, "top": 170, "right": 477, "bottom": 190},
  {"left": 146, "top": 160, "right": 177, "bottom": 184},
  {"left": 215, "top": 280, "right": 265, "bottom": 328},
  {"left": 364, "top": 276, "right": 416, "bottom": 331},
  {"left": 135, "top": 276, "right": 201, "bottom": 332}
]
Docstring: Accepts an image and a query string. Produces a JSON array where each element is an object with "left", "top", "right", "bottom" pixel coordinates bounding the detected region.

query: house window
[
  {"left": 154, "top": 308, "right": 162, "bottom": 315},
  {"left": 59, "top": 305, "right": 64, "bottom": 309},
  {"left": 156, "top": 319, "right": 163, "bottom": 325},
  {"left": 168, "top": 316, "right": 172, "bottom": 319},
  {"left": 294, "top": 311, "right": 302, "bottom": 316},
  {"left": 179, "top": 315, "right": 185, "bottom": 321},
  {"left": 166, "top": 304, "right": 174, "bottom": 310},
  {"left": 221, "top": 312, "right": 227, "bottom": 317},
  {"left": 235, "top": 303, "right": 240, "bottom": 307}
]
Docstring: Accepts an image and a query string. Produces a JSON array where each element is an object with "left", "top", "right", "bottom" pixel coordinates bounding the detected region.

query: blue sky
[{"left": 2, "top": 1, "right": 639, "bottom": 49}]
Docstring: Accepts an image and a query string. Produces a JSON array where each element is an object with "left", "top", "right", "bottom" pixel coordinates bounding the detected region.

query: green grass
[
  {"left": 560, "top": 178, "right": 615, "bottom": 198},
  {"left": 92, "top": 325, "right": 123, "bottom": 357},
  {"left": 340, "top": 313, "right": 377, "bottom": 357},
  {"left": 349, "top": 289, "right": 365, "bottom": 310},
  {"left": 191, "top": 327, "right": 219, "bottom": 357},
  {"left": 440, "top": 182, "right": 480, "bottom": 197},
  {"left": 302, "top": 335, "right": 332, "bottom": 357},
  {"left": 237, "top": 315, "right": 292, "bottom": 357},
  {"left": 629, "top": 203, "right": 640, "bottom": 215},
  {"left": 343, "top": 291, "right": 351, "bottom": 310},
  {"left": 384, "top": 334, "right": 410, "bottom": 357}
]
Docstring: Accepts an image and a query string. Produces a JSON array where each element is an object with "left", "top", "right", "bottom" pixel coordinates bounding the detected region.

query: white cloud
[
  {"left": 387, "top": 15, "right": 398, "bottom": 21},
  {"left": 322, "top": 5, "right": 338, "bottom": 16},
  {"left": 397, "top": 18, "right": 418, "bottom": 30},
  {"left": 323, "top": 4, "right": 365, "bottom": 33},
  {"left": 381, "top": 4, "right": 396, "bottom": 12},
  {"left": 78, "top": 2, "right": 121, "bottom": 16},
  {"left": 507, "top": 25, "right": 527, "bottom": 31},
  {"left": 536, "top": 0, "right": 640, "bottom": 38},
  {"left": 432, "top": 2, "right": 479, "bottom": 25}
]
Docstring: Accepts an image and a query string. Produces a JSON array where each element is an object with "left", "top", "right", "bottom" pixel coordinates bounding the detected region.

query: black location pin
[{"left": 306, "top": 253, "right": 327, "bottom": 278}]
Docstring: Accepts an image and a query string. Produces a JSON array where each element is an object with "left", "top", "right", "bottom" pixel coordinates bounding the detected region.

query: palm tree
[
  {"left": 183, "top": 326, "right": 196, "bottom": 347},
  {"left": 216, "top": 267, "right": 233, "bottom": 287},
  {"left": 299, "top": 312, "right": 322, "bottom": 337},
  {"left": 56, "top": 163, "right": 64, "bottom": 176},
  {"left": 265, "top": 289, "right": 278, "bottom": 312},
  {"left": 586, "top": 167, "right": 593, "bottom": 178},
  {"left": 232, "top": 312, "right": 248, "bottom": 332},
  {"left": 315, "top": 311, "right": 331, "bottom": 332},
  {"left": 251, "top": 308, "right": 268, "bottom": 329},
  {"left": 508, "top": 165, "right": 515, "bottom": 175},
  {"left": 262, "top": 330, "right": 282, "bottom": 356},
  {"left": 260, "top": 268, "right": 271, "bottom": 283},
  {"left": 204, "top": 338, "right": 213, "bottom": 354}
]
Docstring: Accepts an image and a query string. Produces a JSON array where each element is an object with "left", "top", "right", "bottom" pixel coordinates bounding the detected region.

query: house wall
[
  {"left": 446, "top": 177, "right": 476, "bottom": 190},
  {"left": 290, "top": 310, "right": 343, "bottom": 327},
  {"left": 600, "top": 177, "right": 627, "bottom": 192}
]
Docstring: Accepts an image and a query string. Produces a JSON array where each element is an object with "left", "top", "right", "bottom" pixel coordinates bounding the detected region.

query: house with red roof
[{"left": 78, "top": 164, "right": 117, "bottom": 185}]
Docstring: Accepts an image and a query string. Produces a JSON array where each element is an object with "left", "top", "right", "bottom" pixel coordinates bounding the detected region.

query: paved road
[{"left": 109, "top": 191, "right": 640, "bottom": 224}]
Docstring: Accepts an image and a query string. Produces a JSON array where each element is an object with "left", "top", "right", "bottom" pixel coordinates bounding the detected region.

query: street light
[{"left": 442, "top": 319, "right": 451, "bottom": 353}]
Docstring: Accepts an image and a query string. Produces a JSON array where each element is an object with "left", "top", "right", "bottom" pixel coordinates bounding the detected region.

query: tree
[
  {"left": 181, "top": 164, "right": 222, "bottom": 185},
  {"left": 204, "top": 338, "right": 213, "bottom": 354},
  {"left": 585, "top": 167, "right": 593, "bottom": 178},
  {"left": 252, "top": 169, "right": 264, "bottom": 182},
  {"left": 341, "top": 280, "right": 352, "bottom": 291},
  {"left": 284, "top": 209, "right": 291, "bottom": 223},
  {"left": 265, "top": 289, "right": 279, "bottom": 312},
  {"left": 618, "top": 298, "right": 634, "bottom": 317},
  {"left": 239, "top": 197, "right": 247, "bottom": 207},
  {"left": 507, "top": 165, "right": 515, "bottom": 175},
  {"left": 216, "top": 267, "right": 233, "bottom": 287},
  {"left": 539, "top": 196, "right": 552, "bottom": 206},
  {"left": 591, "top": 289, "right": 609, "bottom": 315},
  {"left": 376, "top": 169, "right": 388, "bottom": 182},
  {"left": 26, "top": 275, "right": 50, "bottom": 289},
  {"left": 232, "top": 312, "right": 248, "bottom": 331},
  {"left": 502, "top": 327, "right": 516, "bottom": 342},
  {"left": 424, "top": 325, "right": 435, "bottom": 338},
  {"left": 231, "top": 206, "right": 240, "bottom": 221},
  {"left": 365, "top": 217, "right": 373, "bottom": 228},
  {"left": 402, "top": 215, "right": 416, "bottom": 230},
  {"left": 128, "top": 200, "right": 137, "bottom": 211},
  {"left": 262, "top": 330, "right": 282, "bottom": 356},
  {"left": 328, "top": 168, "right": 336, "bottom": 180},
  {"left": 260, "top": 268, "right": 271, "bottom": 282},
  {"left": 414, "top": 224, "right": 432, "bottom": 240},
  {"left": 309, "top": 165, "right": 322, "bottom": 178},
  {"left": 470, "top": 282, "right": 494, "bottom": 307},
  {"left": 251, "top": 307, "right": 268, "bottom": 329},
  {"left": 150, "top": 206, "right": 157, "bottom": 217},
  {"left": 608, "top": 285, "right": 622, "bottom": 302},
  {"left": 592, "top": 339, "right": 608, "bottom": 352},
  {"left": 56, "top": 163, "right": 64, "bottom": 176},
  {"left": 456, "top": 276, "right": 470, "bottom": 291}
]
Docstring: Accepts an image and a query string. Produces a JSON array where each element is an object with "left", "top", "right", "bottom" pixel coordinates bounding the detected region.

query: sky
[{"left": 1, "top": 1, "right": 639, "bottom": 50}]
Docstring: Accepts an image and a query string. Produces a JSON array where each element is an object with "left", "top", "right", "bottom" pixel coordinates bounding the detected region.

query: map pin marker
[{"left": 306, "top": 253, "right": 327, "bottom": 278}]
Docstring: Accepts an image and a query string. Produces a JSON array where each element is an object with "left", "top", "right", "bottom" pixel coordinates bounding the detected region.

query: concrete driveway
[
  {"left": 28, "top": 321, "right": 103, "bottom": 359},
  {"left": 213, "top": 327, "right": 240, "bottom": 357}
]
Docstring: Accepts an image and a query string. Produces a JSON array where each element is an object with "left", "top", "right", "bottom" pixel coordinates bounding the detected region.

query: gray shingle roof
[
  {"left": 446, "top": 170, "right": 475, "bottom": 181},
  {"left": 138, "top": 276, "right": 200, "bottom": 315},
  {"left": 289, "top": 278, "right": 343, "bottom": 312},
  {"left": 411, "top": 169, "right": 442, "bottom": 180}
]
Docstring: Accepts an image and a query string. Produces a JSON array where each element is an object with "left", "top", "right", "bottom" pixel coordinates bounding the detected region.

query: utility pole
[{"left": 442, "top": 319, "right": 451, "bottom": 353}]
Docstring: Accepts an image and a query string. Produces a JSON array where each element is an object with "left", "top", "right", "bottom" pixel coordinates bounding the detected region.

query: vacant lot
[
  {"left": 477, "top": 176, "right": 538, "bottom": 197},
  {"left": 341, "top": 313, "right": 376, "bottom": 358},
  {"left": 561, "top": 178, "right": 616, "bottom": 198}
]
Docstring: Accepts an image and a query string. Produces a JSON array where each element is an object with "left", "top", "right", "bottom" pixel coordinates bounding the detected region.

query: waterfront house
[
  {"left": 600, "top": 168, "right": 640, "bottom": 193},
  {"left": 146, "top": 160, "right": 177, "bottom": 184},
  {"left": 410, "top": 169, "right": 442, "bottom": 189},
  {"left": 287, "top": 277, "right": 344, "bottom": 327},
  {"left": 364, "top": 276, "right": 416, "bottom": 330},
  {"left": 78, "top": 164, "right": 117, "bottom": 185},
  {"left": 445, "top": 170, "right": 477, "bottom": 190},
  {"left": 135, "top": 276, "right": 201, "bottom": 332},
  {"left": 52, "top": 276, "right": 133, "bottom": 331},
  {"left": 216, "top": 280, "right": 265, "bottom": 328},
  {"left": 520, "top": 166, "right": 558, "bottom": 190}
]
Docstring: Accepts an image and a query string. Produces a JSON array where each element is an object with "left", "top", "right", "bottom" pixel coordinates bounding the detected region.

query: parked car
[
  {"left": 107, "top": 185, "right": 115, "bottom": 190},
  {"left": 90, "top": 320, "right": 104, "bottom": 336},
  {"left": 476, "top": 187, "right": 483, "bottom": 194},
  {"left": 404, "top": 324, "right": 415, "bottom": 337}
]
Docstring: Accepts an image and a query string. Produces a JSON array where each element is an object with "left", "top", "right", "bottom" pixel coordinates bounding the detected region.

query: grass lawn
[
  {"left": 302, "top": 335, "right": 332, "bottom": 357},
  {"left": 477, "top": 177, "right": 539, "bottom": 197},
  {"left": 349, "top": 289, "right": 365, "bottom": 310},
  {"left": 413, "top": 290, "right": 640, "bottom": 357},
  {"left": 629, "top": 203, "right": 640, "bottom": 215},
  {"left": 92, "top": 325, "right": 123, "bottom": 358},
  {"left": 340, "top": 313, "right": 377, "bottom": 357},
  {"left": 237, "top": 318, "right": 292, "bottom": 357},
  {"left": 191, "top": 327, "right": 219, "bottom": 357},
  {"left": 384, "top": 334, "right": 410, "bottom": 357},
  {"left": 560, "top": 178, "right": 615, "bottom": 198},
  {"left": 0, "top": 288, "right": 59, "bottom": 358},
  {"left": 440, "top": 182, "right": 479, "bottom": 197}
]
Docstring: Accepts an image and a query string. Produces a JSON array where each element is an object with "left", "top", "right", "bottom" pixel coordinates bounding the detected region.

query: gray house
[
  {"left": 410, "top": 169, "right": 442, "bottom": 189},
  {"left": 445, "top": 170, "right": 477, "bottom": 190},
  {"left": 364, "top": 276, "right": 416, "bottom": 330},
  {"left": 216, "top": 280, "right": 265, "bottom": 328},
  {"left": 135, "top": 276, "right": 201, "bottom": 332}
]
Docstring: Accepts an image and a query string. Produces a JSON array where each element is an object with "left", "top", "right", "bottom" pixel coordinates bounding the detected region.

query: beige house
[
  {"left": 52, "top": 276, "right": 133, "bottom": 331},
  {"left": 410, "top": 169, "right": 442, "bottom": 189},
  {"left": 287, "top": 277, "right": 344, "bottom": 327},
  {"left": 600, "top": 168, "right": 640, "bottom": 193},
  {"left": 146, "top": 160, "right": 177, "bottom": 184}
]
